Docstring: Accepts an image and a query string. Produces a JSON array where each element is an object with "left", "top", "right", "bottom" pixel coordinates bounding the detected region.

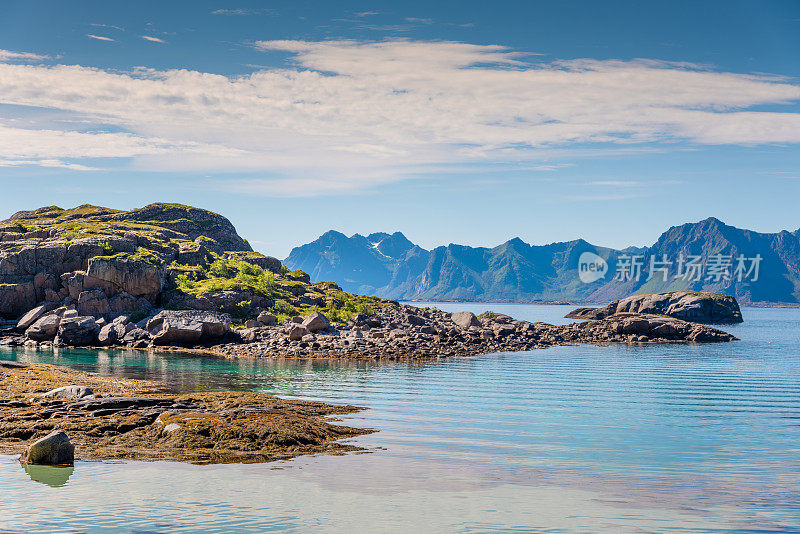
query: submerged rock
[{"left": 22, "top": 430, "right": 75, "bottom": 466}]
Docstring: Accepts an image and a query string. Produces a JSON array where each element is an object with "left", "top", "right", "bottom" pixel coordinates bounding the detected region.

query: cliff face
[
  {"left": 284, "top": 218, "right": 800, "bottom": 305},
  {"left": 0, "top": 203, "right": 381, "bottom": 323}
]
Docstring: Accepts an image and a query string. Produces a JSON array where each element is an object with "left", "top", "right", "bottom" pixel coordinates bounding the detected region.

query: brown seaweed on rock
[{"left": 0, "top": 363, "right": 372, "bottom": 464}]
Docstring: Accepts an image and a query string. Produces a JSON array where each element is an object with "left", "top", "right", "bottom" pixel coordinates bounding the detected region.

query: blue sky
[{"left": 1, "top": 0, "right": 799, "bottom": 257}]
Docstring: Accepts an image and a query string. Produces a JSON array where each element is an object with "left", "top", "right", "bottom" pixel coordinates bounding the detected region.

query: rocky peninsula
[{"left": 0, "top": 204, "right": 738, "bottom": 359}]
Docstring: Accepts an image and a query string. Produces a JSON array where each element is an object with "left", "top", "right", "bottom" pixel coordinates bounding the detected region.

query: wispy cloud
[
  {"left": 141, "top": 35, "right": 167, "bottom": 44},
  {"left": 87, "top": 34, "right": 115, "bottom": 42},
  {"left": 210, "top": 8, "right": 273, "bottom": 16},
  {"left": 0, "top": 49, "right": 48, "bottom": 62},
  {"left": 586, "top": 180, "right": 644, "bottom": 187},
  {"left": 90, "top": 23, "right": 125, "bottom": 31},
  {"left": 0, "top": 40, "right": 799, "bottom": 196},
  {"left": 0, "top": 158, "right": 100, "bottom": 171},
  {"left": 354, "top": 11, "right": 381, "bottom": 17}
]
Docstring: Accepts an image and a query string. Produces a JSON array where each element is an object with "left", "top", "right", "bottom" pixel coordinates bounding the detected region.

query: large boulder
[
  {"left": 16, "top": 302, "right": 59, "bottom": 331},
  {"left": 302, "top": 311, "right": 330, "bottom": 333},
  {"left": 56, "top": 316, "right": 99, "bottom": 346},
  {"left": 22, "top": 430, "right": 75, "bottom": 466},
  {"left": 97, "top": 321, "right": 133, "bottom": 345},
  {"left": 450, "top": 311, "right": 481, "bottom": 330},
  {"left": 147, "top": 310, "right": 231, "bottom": 346},
  {"left": 25, "top": 313, "right": 62, "bottom": 341}
]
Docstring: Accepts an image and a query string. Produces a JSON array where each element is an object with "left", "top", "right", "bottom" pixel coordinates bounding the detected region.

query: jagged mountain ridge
[{"left": 284, "top": 218, "right": 800, "bottom": 304}]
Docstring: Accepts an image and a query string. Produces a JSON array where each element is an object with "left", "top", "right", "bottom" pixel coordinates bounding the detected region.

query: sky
[{"left": 1, "top": 0, "right": 799, "bottom": 258}]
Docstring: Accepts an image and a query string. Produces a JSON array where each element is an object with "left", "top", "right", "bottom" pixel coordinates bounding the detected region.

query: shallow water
[{"left": 1, "top": 304, "right": 800, "bottom": 533}]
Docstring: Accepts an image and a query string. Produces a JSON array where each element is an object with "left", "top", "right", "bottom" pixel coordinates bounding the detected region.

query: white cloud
[
  {"left": 87, "top": 34, "right": 115, "bottom": 42},
  {"left": 0, "top": 40, "right": 799, "bottom": 195},
  {"left": 0, "top": 49, "right": 48, "bottom": 62},
  {"left": 141, "top": 35, "right": 167, "bottom": 44}
]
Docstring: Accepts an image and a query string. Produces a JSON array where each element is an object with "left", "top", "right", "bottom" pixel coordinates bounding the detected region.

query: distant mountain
[{"left": 284, "top": 218, "right": 800, "bottom": 305}]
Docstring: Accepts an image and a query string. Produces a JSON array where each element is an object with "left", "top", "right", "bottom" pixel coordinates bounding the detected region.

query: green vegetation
[
  {"left": 175, "top": 259, "right": 277, "bottom": 297},
  {"left": 172, "top": 256, "right": 385, "bottom": 322},
  {"left": 96, "top": 247, "right": 165, "bottom": 266}
]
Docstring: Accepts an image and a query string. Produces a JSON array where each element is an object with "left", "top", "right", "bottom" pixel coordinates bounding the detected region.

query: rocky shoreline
[
  {"left": 1, "top": 302, "right": 737, "bottom": 362},
  {"left": 0, "top": 361, "right": 370, "bottom": 464}
]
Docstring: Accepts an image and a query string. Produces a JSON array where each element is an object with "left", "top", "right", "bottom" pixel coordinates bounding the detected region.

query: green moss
[{"left": 95, "top": 247, "right": 164, "bottom": 266}]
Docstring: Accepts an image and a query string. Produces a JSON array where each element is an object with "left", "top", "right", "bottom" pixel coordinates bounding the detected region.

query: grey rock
[
  {"left": 147, "top": 310, "right": 231, "bottom": 346},
  {"left": 287, "top": 323, "right": 310, "bottom": 341},
  {"left": 302, "top": 311, "right": 330, "bottom": 333},
  {"left": 450, "top": 311, "right": 481, "bottom": 330},
  {"left": 77, "top": 288, "right": 110, "bottom": 317},
  {"left": 22, "top": 430, "right": 75, "bottom": 466},
  {"left": 256, "top": 311, "right": 277, "bottom": 325},
  {"left": 25, "top": 314, "right": 62, "bottom": 341},
  {"left": 16, "top": 303, "right": 59, "bottom": 331},
  {"left": 56, "top": 316, "right": 99, "bottom": 346},
  {"left": 41, "top": 385, "right": 94, "bottom": 399}
]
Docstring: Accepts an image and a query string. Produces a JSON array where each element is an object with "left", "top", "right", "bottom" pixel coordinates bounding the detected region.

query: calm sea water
[{"left": 1, "top": 303, "right": 800, "bottom": 533}]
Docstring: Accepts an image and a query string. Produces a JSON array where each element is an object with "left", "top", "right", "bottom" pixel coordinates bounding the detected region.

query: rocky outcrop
[
  {"left": 566, "top": 291, "right": 743, "bottom": 324},
  {"left": 0, "top": 203, "right": 289, "bottom": 320}
]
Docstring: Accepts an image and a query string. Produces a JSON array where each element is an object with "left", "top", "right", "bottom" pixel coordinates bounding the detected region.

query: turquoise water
[{"left": 1, "top": 304, "right": 800, "bottom": 533}]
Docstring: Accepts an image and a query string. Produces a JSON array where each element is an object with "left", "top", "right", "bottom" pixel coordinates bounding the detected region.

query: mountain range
[{"left": 283, "top": 218, "right": 800, "bottom": 305}]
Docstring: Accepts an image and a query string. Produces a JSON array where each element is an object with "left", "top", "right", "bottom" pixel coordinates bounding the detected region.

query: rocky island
[
  {"left": 0, "top": 203, "right": 738, "bottom": 360},
  {"left": 565, "top": 291, "right": 744, "bottom": 324}
]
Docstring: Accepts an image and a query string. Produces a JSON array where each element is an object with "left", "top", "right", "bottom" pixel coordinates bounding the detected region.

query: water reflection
[{"left": 22, "top": 463, "right": 74, "bottom": 488}]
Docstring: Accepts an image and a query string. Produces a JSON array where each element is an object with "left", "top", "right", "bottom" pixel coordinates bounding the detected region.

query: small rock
[
  {"left": 22, "top": 430, "right": 75, "bottom": 466},
  {"left": 41, "top": 385, "right": 94, "bottom": 399},
  {"left": 287, "top": 324, "right": 310, "bottom": 341},
  {"left": 257, "top": 311, "right": 277, "bottom": 325}
]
